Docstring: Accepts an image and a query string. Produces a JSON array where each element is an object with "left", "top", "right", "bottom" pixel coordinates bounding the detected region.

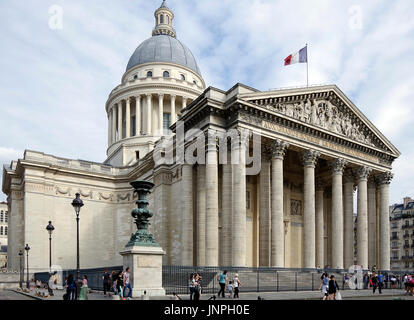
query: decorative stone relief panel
[{"left": 291, "top": 199, "right": 302, "bottom": 216}]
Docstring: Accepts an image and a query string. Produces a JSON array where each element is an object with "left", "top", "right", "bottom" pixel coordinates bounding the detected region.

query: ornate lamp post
[
  {"left": 18, "top": 250, "right": 23, "bottom": 289},
  {"left": 24, "top": 244, "right": 30, "bottom": 288},
  {"left": 71, "top": 193, "right": 83, "bottom": 299},
  {"left": 46, "top": 221, "right": 54, "bottom": 272}
]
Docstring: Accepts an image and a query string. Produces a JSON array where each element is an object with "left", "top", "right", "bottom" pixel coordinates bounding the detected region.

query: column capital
[
  {"left": 356, "top": 166, "right": 372, "bottom": 182},
  {"left": 302, "top": 149, "right": 320, "bottom": 167},
  {"left": 368, "top": 175, "right": 377, "bottom": 189},
  {"left": 271, "top": 139, "right": 289, "bottom": 160},
  {"left": 125, "top": 97, "right": 131, "bottom": 103},
  {"left": 146, "top": 93, "right": 152, "bottom": 98},
  {"left": 330, "top": 158, "right": 347, "bottom": 175},
  {"left": 343, "top": 168, "right": 355, "bottom": 184},
  {"left": 170, "top": 94, "right": 176, "bottom": 100},
  {"left": 135, "top": 95, "right": 141, "bottom": 100},
  {"left": 158, "top": 93, "right": 164, "bottom": 99},
  {"left": 378, "top": 171, "right": 393, "bottom": 185}
]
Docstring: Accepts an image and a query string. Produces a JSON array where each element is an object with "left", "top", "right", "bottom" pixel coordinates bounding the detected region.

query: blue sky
[{"left": 0, "top": 0, "right": 413, "bottom": 204}]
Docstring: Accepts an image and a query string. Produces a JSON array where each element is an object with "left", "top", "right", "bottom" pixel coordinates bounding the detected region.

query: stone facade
[
  {"left": 2, "top": 1, "right": 400, "bottom": 273},
  {"left": 0, "top": 202, "right": 8, "bottom": 268}
]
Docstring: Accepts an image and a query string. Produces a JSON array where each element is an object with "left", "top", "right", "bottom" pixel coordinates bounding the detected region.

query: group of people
[
  {"left": 319, "top": 273, "right": 341, "bottom": 300},
  {"left": 101, "top": 267, "right": 132, "bottom": 300},
  {"left": 188, "top": 270, "right": 242, "bottom": 300},
  {"left": 64, "top": 274, "right": 89, "bottom": 300}
]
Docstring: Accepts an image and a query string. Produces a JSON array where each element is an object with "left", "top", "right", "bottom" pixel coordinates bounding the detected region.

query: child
[{"left": 227, "top": 280, "right": 233, "bottom": 298}]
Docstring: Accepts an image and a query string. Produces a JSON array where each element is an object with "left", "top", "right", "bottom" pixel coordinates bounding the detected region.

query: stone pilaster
[
  {"left": 205, "top": 131, "right": 219, "bottom": 266},
  {"left": 378, "top": 171, "right": 393, "bottom": 271},
  {"left": 270, "top": 139, "right": 289, "bottom": 267},
  {"left": 356, "top": 166, "right": 372, "bottom": 269},
  {"left": 302, "top": 149, "right": 320, "bottom": 269},
  {"left": 367, "top": 176, "right": 377, "bottom": 269},
  {"left": 196, "top": 165, "right": 206, "bottom": 266},
  {"left": 315, "top": 178, "right": 325, "bottom": 269},
  {"left": 181, "top": 164, "right": 193, "bottom": 266},
  {"left": 231, "top": 130, "right": 248, "bottom": 267},
  {"left": 171, "top": 95, "right": 176, "bottom": 124},
  {"left": 330, "top": 158, "right": 347, "bottom": 269},
  {"left": 343, "top": 168, "right": 355, "bottom": 269},
  {"left": 259, "top": 153, "right": 271, "bottom": 267}
]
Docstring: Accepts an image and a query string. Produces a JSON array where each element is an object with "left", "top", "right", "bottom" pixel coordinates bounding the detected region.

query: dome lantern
[{"left": 152, "top": 0, "right": 176, "bottom": 38}]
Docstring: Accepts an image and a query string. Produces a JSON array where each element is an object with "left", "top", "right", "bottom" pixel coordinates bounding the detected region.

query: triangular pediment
[{"left": 238, "top": 85, "right": 400, "bottom": 157}]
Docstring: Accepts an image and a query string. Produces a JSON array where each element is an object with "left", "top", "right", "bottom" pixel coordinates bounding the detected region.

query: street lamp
[
  {"left": 46, "top": 221, "right": 54, "bottom": 272},
  {"left": 71, "top": 193, "right": 83, "bottom": 299},
  {"left": 18, "top": 250, "right": 23, "bottom": 289},
  {"left": 24, "top": 244, "right": 30, "bottom": 289}
]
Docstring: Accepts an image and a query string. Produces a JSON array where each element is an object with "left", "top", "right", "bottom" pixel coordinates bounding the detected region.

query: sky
[{"left": 0, "top": 0, "right": 413, "bottom": 205}]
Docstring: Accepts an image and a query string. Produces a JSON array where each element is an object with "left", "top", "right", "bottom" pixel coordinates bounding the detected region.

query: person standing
[
  {"left": 123, "top": 267, "right": 132, "bottom": 299},
  {"left": 371, "top": 273, "right": 379, "bottom": 294},
  {"left": 189, "top": 274, "right": 195, "bottom": 300},
  {"left": 66, "top": 274, "right": 75, "bottom": 300},
  {"left": 233, "top": 274, "right": 241, "bottom": 299},
  {"left": 79, "top": 275, "right": 88, "bottom": 300},
  {"left": 193, "top": 273, "right": 202, "bottom": 301},
  {"left": 217, "top": 270, "right": 228, "bottom": 298},
  {"left": 102, "top": 269, "right": 111, "bottom": 297},
  {"left": 363, "top": 273, "right": 369, "bottom": 290},
  {"left": 48, "top": 273, "right": 55, "bottom": 297},
  {"left": 377, "top": 272, "right": 384, "bottom": 294}
]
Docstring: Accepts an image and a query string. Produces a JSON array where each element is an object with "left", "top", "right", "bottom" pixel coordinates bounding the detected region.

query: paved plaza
[{"left": 4, "top": 288, "right": 413, "bottom": 301}]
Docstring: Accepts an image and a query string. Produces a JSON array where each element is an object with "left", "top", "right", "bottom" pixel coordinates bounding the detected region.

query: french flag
[{"left": 284, "top": 46, "right": 308, "bottom": 66}]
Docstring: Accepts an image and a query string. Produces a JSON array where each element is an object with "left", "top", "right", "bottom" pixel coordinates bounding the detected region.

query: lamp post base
[{"left": 120, "top": 246, "right": 166, "bottom": 298}]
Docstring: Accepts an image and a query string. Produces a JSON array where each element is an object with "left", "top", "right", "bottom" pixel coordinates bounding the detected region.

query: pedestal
[{"left": 120, "top": 246, "right": 166, "bottom": 297}]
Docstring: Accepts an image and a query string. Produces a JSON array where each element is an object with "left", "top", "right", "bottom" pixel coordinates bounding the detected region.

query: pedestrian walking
[
  {"left": 363, "top": 273, "right": 369, "bottom": 289},
  {"left": 217, "top": 270, "right": 228, "bottom": 298},
  {"left": 123, "top": 267, "right": 133, "bottom": 299},
  {"left": 111, "top": 271, "right": 118, "bottom": 295},
  {"left": 189, "top": 274, "right": 195, "bottom": 300},
  {"left": 319, "top": 273, "right": 329, "bottom": 300},
  {"left": 377, "top": 272, "right": 384, "bottom": 294},
  {"left": 328, "top": 275, "right": 339, "bottom": 300},
  {"left": 403, "top": 274, "right": 409, "bottom": 293},
  {"left": 233, "top": 274, "right": 241, "bottom": 299},
  {"left": 117, "top": 270, "right": 125, "bottom": 300},
  {"left": 390, "top": 275, "right": 397, "bottom": 289},
  {"left": 79, "top": 275, "right": 88, "bottom": 300},
  {"left": 371, "top": 273, "right": 380, "bottom": 294},
  {"left": 102, "top": 269, "right": 111, "bottom": 297},
  {"left": 193, "top": 273, "right": 202, "bottom": 300}
]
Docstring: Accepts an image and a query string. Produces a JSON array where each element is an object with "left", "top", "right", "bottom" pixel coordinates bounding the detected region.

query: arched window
[
  {"left": 180, "top": 74, "right": 185, "bottom": 81},
  {"left": 147, "top": 71, "right": 153, "bottom": 78},
  {"left": 163, "top": 71, "right": 170, "bottom": 78},
  {"left": 133, "top": 74, "right": 138, "bottom": 80},
  {"left": 160, "top": 14, "right": 164, "bottom": 24},
  {"left": 4, "top": 227, "right": 7, "bottom": 235},
  {"left": 193, "top": 80, "right": 197, "bottom": 85}
]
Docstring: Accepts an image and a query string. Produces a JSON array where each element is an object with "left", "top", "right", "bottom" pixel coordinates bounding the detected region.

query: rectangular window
[
  {"left": 4, "top": 227, "right": 7, "bottom": 235},
  {"left": 163, "top": 113, "right": 171, "bottom": 135},
  {"left": 4, "top": 212, "right": 7, "bottom": 223},
  {"left": 132, "top": 116, "right": 136, "bottom": 136}
]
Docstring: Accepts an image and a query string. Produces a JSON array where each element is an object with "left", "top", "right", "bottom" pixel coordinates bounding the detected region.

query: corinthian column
[
  {"left": 315, "top": 179, "right": 325, "bottom": 269},
  {"left": 158, "top": 94, "right": 164, "bottom": 135},
  {"left": 330, "top": 158, "right": 347, "bottom": 269},
  {"left": 118, "top": 101, "right": 123, "bottom": 140},
  {"left": 126, "top": 98, "right": 131, "bottom": 138},
  {"left": 112, "top": 106, "right": 116, "bottom": 143},
  {"left": 343, "top": 169, "right": 355, "bottom": 269},
  {"left": 181, "top": 164, "right": 194, "bottom": 265},
  {"left": 135, "top": 96, "right": 141, "bottom": 136},
  {"left": 232, "top": 130, "right": 248, "bottom": 267},
  {"left": 378, "top": 172, "right": 393, "bottom": 271},
  {"left": 356, "top": 166, "right": 372, "bottom": 269},
  {"left": 146, "top": 94, "right": 152, "bottom": 135},
  {"left": 368, "top": 176, "right": 377, "bottom": 269},
  {"left": 205, "top": 131, "right": 219, "bottom": 266},
  {"left": 171, "top": 95, "right": 177, "bottom": 124},
  {"left": 271, "top": 140, "right": 289, "bottom": 267},
  {"left": 259, "top": 153, "right": 271, "bottom": 267},
  {"left": 196, "top": 164, "right": 206, "bottom": 266},
  {"left": 302, "top": 149, "right": 320, "bottom": 269},
  {"left": 221, "top": 148, "right": 232, "bottom": 266}
]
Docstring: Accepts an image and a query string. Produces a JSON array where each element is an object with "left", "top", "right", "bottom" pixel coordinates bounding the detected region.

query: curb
[{"left": 10, "top": 289, "right": 42, "bottom": 300}]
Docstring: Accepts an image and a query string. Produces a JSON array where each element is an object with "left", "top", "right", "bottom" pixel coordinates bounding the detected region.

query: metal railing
[{"left": 33, "top": 266, "right": 411, "bottom": 295}]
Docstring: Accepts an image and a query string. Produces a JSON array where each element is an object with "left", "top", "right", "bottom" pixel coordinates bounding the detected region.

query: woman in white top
[{"left": 233, "top": 274, "right": 241, "bottom": 299}]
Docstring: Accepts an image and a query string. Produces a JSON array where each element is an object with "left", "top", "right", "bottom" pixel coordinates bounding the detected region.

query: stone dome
[{"left": 126, "top": 35, "right": 202, "bottom": 76}]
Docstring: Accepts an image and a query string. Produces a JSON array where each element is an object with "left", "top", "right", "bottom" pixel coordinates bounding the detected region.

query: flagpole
[{"left": 306, "top": 43, "right": 309, "bottom": 87}]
